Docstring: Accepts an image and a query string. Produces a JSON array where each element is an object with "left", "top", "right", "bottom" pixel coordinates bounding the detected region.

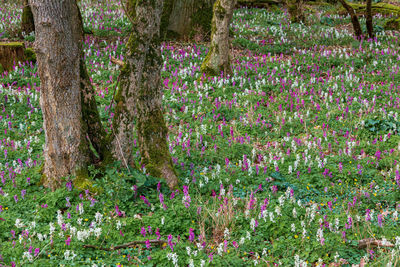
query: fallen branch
[
  {"left": 83, "top": 239, "right": 167, "bottom": 251},
  {"left": 358, "top": 238, "right": 394, "bottom": 249},
  {"left": 111, "top": 56, "right": 124, "bottom": 67},
  {"left": 237, "top": 0, "right": 282, "bottom": 8}
]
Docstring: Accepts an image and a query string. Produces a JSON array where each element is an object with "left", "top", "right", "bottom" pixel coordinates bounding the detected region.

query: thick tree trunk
[
  {"left": 201, "top": 0, "right": 236, "bottom": 77},
  {"left": 338, "top": 0, "right": 363, "bottom": 39},
  {"left": 366, "top": 0, "right": 373, "bottom": 38},
  {"left": 21, "top": 0, "right": 35, "bottom": 35},
  {"left": 161, "top": 0, "right": 214, "bottom": 40},
  {"left": 110, "top": 64, "right": 136, "bottom": 167},
  {"left": 77, "top": 7, "right": 109, "bottom": 163},
  {"left": 29, "top": 0, "right": 90, "bottom": 190},
  {"left": 114, "top": 0, "right": 178, "bottom": 189}
]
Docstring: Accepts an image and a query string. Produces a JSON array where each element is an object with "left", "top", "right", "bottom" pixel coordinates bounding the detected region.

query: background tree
[
  {"left": 21, "top": 0, "right": 34, "bottom": 35},
  {"left": 286, "top": 0, "right": 305, "bottom": 24},
  {"left": 29, "top": 0, "right": 92, "bottom": 190},
  {"left": 161, "top": 0, "right": 214, "bottom": 40},
  {"left": 201, "top": 0, "right": 236, "bottom": 77},
  {"left": 338, "top": 0, "right": 362, "bottom": 39},
  {"left": 112, "top": 0, "right": 178, "bottom": 189},
  {"left": 366, "top": 0, "right": 373, "bottom": 38}
]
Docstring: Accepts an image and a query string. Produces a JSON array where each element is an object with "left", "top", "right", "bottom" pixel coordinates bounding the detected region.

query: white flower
[
  {"left": 224, "top": 228, "right": 230, "bottom": 240},
  {"left": 94, "top": 227, "right": 102, "bottom": 238},
  {"left": 95, "top": 212, "right": 103, "bottom": 224},
  {"left": 64, "top": 250, "right": 77, "bottom": 260},
  {"left": 49, "top": 223, "right": 55, "bottom": 235},
  {"left": 15, "top": 218, "right": 24, "bottom": 228},
  {"left": 23, "top": 251, "right": 33, "bottom": 262},
  {"left": 77, "top": 230, "right": 90, "bottom": 241}
]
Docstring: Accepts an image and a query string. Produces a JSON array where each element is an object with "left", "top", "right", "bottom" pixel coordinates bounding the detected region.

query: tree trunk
[
  {"left": 110, "top": 63, "right": 136, "bottom": 167},
  {"left": 366, "top": 0, "right": 373, "bottom": 38},
  {"left": 21, "top": 0, "right": 35, "bottom": 35},
  {"left": 115, "top": 0, "right": 178, "bottom": 189},
  {"left": 0, "top": 42, "right": 25, "bottom": 71},
  {"left": 77, "top": 6, "right": 109, "bottom": 164},
  {"left": 338, "top": 0, "right": 363, "bottom": 39},
  {"left": 161, "top": 0, "right": 215, "bottom": 40},
  {"left": 287, "top": 0, "right": 305, "bottom": 23},
  {"left": 201, "top": 0, "right": 236, "bottom": 77},
  {"left": 29, "top": 0, "right": 90, "bottom": 190}
]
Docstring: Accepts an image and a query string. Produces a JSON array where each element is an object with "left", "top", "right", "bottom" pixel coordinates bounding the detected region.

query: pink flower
[{"left": 65, "top": 236, "right": 71, "bottom": 246}]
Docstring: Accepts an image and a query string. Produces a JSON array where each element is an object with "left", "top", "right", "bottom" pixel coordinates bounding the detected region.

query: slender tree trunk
[
  {"left": 113, "top": 0, "right": 178, "bottom": 188},
  {"left": 201, "top": 0, "right": 236, "bottom": 77},
  {"left": 21, "top": 0, "right": 35, "bottom": 35},
  {"left": 29, "top": 0, "right": 90, "bottom": 190},
  {"left": 366, "top": 0, "right": 374, "bottom": 38},
  {"left": 338, "top": 0, "right": 363, "bottom": 39}
]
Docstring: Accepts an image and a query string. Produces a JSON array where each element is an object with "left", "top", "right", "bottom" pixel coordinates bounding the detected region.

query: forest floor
[{"left": 0, "top": 1, "right": 400, "bottom": 266}]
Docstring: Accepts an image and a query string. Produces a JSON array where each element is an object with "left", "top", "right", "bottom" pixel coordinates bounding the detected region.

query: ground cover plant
[{"left": 0, "top": 0, "right": 399, "bottom": 266}]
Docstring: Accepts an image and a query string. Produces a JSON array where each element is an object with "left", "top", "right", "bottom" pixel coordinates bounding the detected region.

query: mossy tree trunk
[
  {"left": 201, "top": 0, "right": 236, "bottom": 77},
  {"left": 366, "top": 0, "right": 373, "bottom": 38},
  {"left": 161, "top": 0, "right": 215, "bottom": 40},
  {"left": 110, "top": 63, "right": 136, "bottom": 167},
  {"left": 114, "top": 0, "right": 178, "bottom": 189},
  {"left": 29, "top": 0, "right": 91, "bottom": 190},
  {"left": 77, "top": 6, "right": 109, "bottom": 164},
  {"left": 338, "top": 0, "right": 363, "bottom": 39},
  {"left": 21, "top": 0, "right": 35, "bottom": 35}
]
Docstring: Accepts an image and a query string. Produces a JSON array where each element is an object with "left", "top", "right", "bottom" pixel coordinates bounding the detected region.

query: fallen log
[{"left": 358, "top": 238, "right": 394, "bottom": 249}]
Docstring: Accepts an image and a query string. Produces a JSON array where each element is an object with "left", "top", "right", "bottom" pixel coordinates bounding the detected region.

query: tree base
[{"left": 0, "top": 42, "right": 36, "bottom": 71}]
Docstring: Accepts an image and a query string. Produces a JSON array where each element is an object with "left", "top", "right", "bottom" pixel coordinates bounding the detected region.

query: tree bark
[
  {"left": 338, "top": 0, "right": 363, "bottom": 39},
  {"left": 110, "top": 63, "right": 136, "bottom": 167},
  {"left": 113, "top": 0, "right": 178, "bottom": 189},
  {"left": 201, "top": 0, "right": 236, "bottom": 77},
  {"left": 21, "top": 0, "right": 35, "bottom": 35},
  {"left": 77, "top": 6, "right": 109, "bottom": 163},
  {"left": 161, "top": 0, "right": 215, "bottom": 40},
  {"left": 286, "top": 0, "right": 305, "bottom": 23},
  {"left": 366, "top": 0, "right": 373, "bottom": 38},
  {"left": 29, "top": 0, "right": 90, "bottom": 190},
  {"left": 0, "top": 42, "right": 25, "bottom": 71}
]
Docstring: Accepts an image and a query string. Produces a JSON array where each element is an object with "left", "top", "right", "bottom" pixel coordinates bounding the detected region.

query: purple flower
[
  {"left": 167, "top": 234, "right": 174, "bottom": 251},
  {"left": 145, "top": 239, "right": 151, "bottom": 249},
  {"left": 140, "top": 196, "right": 151, "bottom": 207},
  {"left": 65, "top": 236, "right": 71, "bottom": 246},
  {"left": 140, "top": 227, "right": 146, "bottom": 237},
  {"left": 377, "top": 214, "right": 383, "bottom": 227},
  {"left": 189, "top": 228, "right": 195, "bottom": 242},
  {"left": 155, "top": 228, "right": 161, "bottom": 240}
]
